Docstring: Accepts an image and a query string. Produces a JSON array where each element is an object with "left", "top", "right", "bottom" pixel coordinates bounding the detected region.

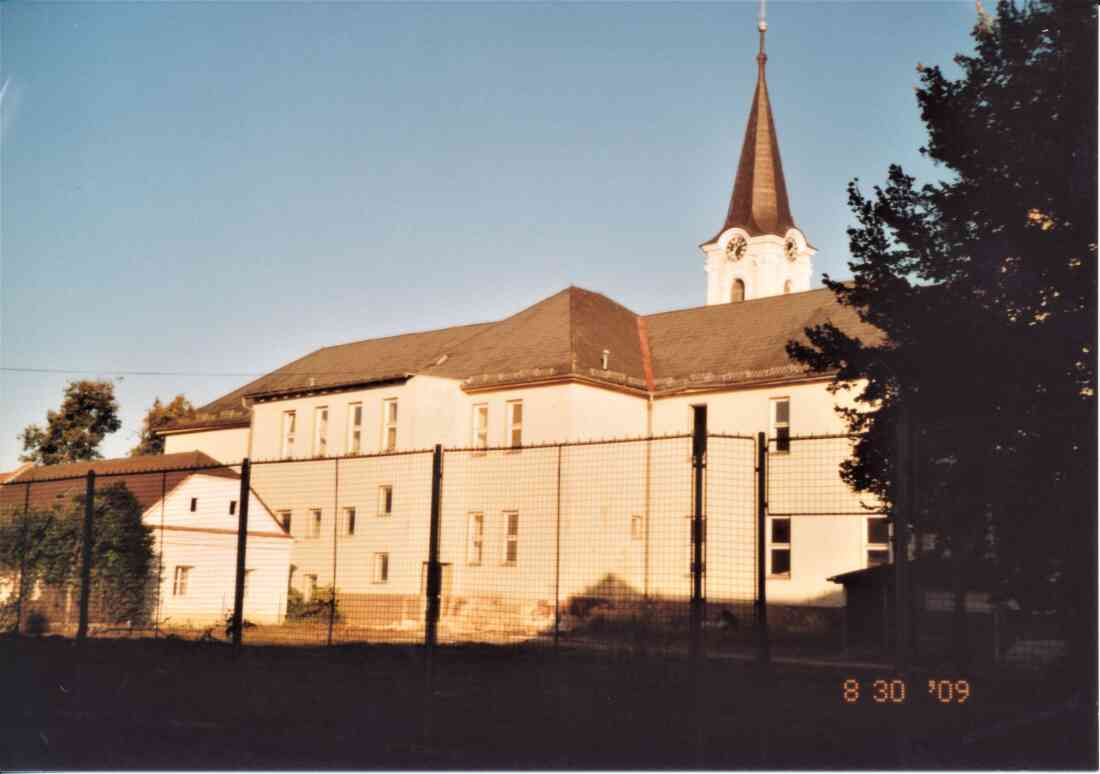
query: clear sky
[{"left": 0, "top": 1, "right": 977, "bottom": 469}]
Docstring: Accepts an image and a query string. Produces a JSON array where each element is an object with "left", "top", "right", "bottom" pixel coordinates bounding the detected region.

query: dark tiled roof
[
  {"left": 644, "top": 287, "right": 882, "bottom": 393},
  {"left": 161, "top": 285, "right": 881, "bottom": 431},
  {"left": 7, "top": 451, "right": 237, "bottom": 485},
  {"left": 431, "top": 287, "right": 648, "bottom": 391}
]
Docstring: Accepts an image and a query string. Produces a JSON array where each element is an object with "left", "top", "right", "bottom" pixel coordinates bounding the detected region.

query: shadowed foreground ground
[{"left": 0, "top": 636, "right": 1094, "bottom": 769}]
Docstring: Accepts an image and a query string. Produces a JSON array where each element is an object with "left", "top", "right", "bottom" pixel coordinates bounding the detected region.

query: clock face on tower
[
  {"left": 784, "top": 238, "right": 798, "bottom": 261},
  {"left": 726, "top": 236, "right": 747, "bottom": 262}
]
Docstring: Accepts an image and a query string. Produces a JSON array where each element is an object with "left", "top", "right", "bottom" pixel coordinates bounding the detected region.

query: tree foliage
[
  {"left": 788, "top": 1, "right": 1096, "bottom": 615},
  {"left": 0, "top": 482, "right": 155, "bottom": 630},
  {"left": 130, "top": 395, "right": 195, "bottom": 457},
  {"left": 19, "top": 380, "right": 121, "bottom": 465}
]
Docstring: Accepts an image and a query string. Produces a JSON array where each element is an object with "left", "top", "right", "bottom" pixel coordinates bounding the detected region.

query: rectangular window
[
  {"left": 229, "top": 500, "right": 237, "bottom": 516},
  {"left": 306, "top": 573, "right": 318, "bottom": 600},
  {"left": 347, "top": 402, "right": 363, "bottom": 455},
  {"left": 172, "top": 566, "right": 191, "bottom": 596},
  {"left": 372, "top": 553, "right": 389, "bottom": 584},
  {"left": 189, "top": 497, "right": 198, "bottom": 513},
  {"left": 472, "top": 404, "right": 489, "bottom": 449},
  {"left": 467, "top": 512, "right": 484, "bottom": 565},
  {"left": 314, "top": 406, "right": 329, "bottom": 457},
  {"left": 344, "top": 507, "right": 357, "bottom": 536},
  {"left": 867, "top": 517, "right": 891, "bottom": 567},
  {"left": 282, "top": 410, "right": 296, "bottom": 458},
  {"left": 308, "top": 508, "right": 322, "bottom": 539},
  {"left": 377, "top": 485, "right": 393, "bottom": 518},
  {"left": 382, "top": 399, "right": 398, "bottom": 451},
  {"left": 507, "top": 401, "right": 523, "bottom": 449},
  {"left": 769, "top": 517, "right": 791, "bottom": 577},
  {"left": 630, "top": 514, "right": 644, "bottom": 541},
  {"left": 277, "top": 510, "right": 292, "bottom": 533},
  {"left": 503, "top": 511, "right": 519, "bottom": 565},
  {"left": 771, "top": 398, "right": 791, "bottom": 453}
]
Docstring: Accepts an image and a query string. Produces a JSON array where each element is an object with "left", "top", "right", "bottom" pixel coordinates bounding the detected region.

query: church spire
[{"left": 707, "top": 2, "right": 797, "bottom": 243}]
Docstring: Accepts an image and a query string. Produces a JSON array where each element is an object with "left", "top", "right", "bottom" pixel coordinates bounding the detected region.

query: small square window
[
  {"left": 506, "top": 401, "right": 523, "bottom": 449},
  {"left": 769, "top": 517, "right": 791, "bottom": 578},
  {"left": 229, "top": 500, "right": 237, "bottom": 516},
  {"left": 771, "top": 398, "right": 791, "bottom": 453},
  {"left": 630, "top": 514, "right": 644, "bottom": 541},
  {"left": 378, "top": 485, "right": 393, "bottom": 517},
  {"left": 382, "top": 399, "right": 398, "bottom": 452},
  {"left": 472, "top": 404, "right": 489, "bottom": 450},
  {"left": 344, "top": 507, "right": 357, "bottom": 536},
  {"left": 277, "top": 510, "right": 292, "bottom": 533},
  {"left": 867, "top": 517, "right": 891, "bottom": 567},
  {"left": 503, "top": 511, "right": 519, "bottom": 565},
  {"left": 190, "top": 497, "right": 198, "bottom": 513},
  {"left": 172, "top": 566, "right": 191, "bottom": 596}
]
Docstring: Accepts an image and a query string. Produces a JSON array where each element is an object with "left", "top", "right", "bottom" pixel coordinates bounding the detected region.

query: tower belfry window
[{"left": 731, "top": 279, "right": 746, "bottom": 303}]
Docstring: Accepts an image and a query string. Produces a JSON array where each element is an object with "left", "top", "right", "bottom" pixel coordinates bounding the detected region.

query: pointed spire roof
[{"left": 707, "top": 13, "right": 797, "bottom": 244}]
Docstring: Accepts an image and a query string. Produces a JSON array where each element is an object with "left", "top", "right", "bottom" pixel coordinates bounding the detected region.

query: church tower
[{"left": 701, "top": 8, "right": 815, "bottom": 305}]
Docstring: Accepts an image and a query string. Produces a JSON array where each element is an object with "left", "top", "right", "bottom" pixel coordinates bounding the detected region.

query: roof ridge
[
  {"left": 315, "top": 319, "right": 498, "bottom": 354},
  {"left": 643, "top": 285, "right": 834, "bottom": 320}
]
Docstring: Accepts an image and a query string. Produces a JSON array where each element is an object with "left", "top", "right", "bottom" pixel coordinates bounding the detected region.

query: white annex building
[{"left": 153, "top": 18, "right": 885, "bottom": 636}]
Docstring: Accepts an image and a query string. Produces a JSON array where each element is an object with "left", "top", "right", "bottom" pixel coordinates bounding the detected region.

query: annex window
[
  {"left": 281, "top": 410, "right": 297, "bottom": 458},
  {"left": 347, "top": 402, "right": 363, "bottom": 455},
  {"left": 769, "top": 517, "right": 791, "bottom": 577},
  {"left": 372, "top": 553, "right": 390, "bottom": 584},
  {"left": 277, "top": 510, "right": 292, "bottom": 533},
  {"left": 472, "top": 404, "right": 489, "bottom": 450},
  {"left": 229, "top": 500, "right": 237, "bottom": 516},
  {"left": 306, "top": 573, "right": 319, "bottom": 600},
  {"left": 189, "top": 497, "right": 198, "bottom": 513},
  {"left": 308, "top": 508, "right": 322, "bottom": 539},
  {"left": 467, "top": 512, "right": 484, "bottom": 565},
  {"left": 507, "top": 401, "right": 523, "bottom": 449},
  {"left": 502, "top": 511, "right": 519, "bottom": 565},
  {"left": 771, "top": 398, "right": 791, "bottom": 453},
  {"left": 630, "top": 514, "right": 644, "bottom": 541},
  {"left": 172, "top": 566, "right": 191, "bottom": 596},
  {"left": 867, "top": 517, "right": 891, "bottom": 567},
  {"left": 344, "top": 507, "right": 357, "bottom": 537},
  {"left": 314, "top": 406, "right": 329, "bottom": 457},
  {"left": 382, "top": 399, "right": 398, "bottom": 452},
  {"left": 377, "top": 485, "right": 393, "bottom": 518}
]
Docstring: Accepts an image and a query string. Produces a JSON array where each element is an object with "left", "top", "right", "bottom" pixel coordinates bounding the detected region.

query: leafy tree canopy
[
  {"left": 788, "top": 0, "right": 1096, "bottom": 610},
  {"left": 19, "top": 380, "right": 121, "bottom": 466},
  {"left": 130, "top": 395, "right": 195, "bottom": 457}
]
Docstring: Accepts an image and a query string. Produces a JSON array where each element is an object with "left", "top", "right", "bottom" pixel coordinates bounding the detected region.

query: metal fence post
[
  {"left": 756, "top": 432, "right": 770, "bottom": 665},
  {"left": 894, "top": 413, "right": 911, "bottom": 671},
  {"left": 554, "top": 444, "right": 562, "bottom": 651},
  {"left": 425, "top": 444, "right": 443, "bottom": 650},
  {"left": 328, "top": 457, "right": 339, "bottom": 647},
  {"left": 231, "top": 458, "right": 251, "bottom": 650},
  {"left": 76, "top": 470, "right": 95, "bottom": 641},
  {"left": 690, "top": 407, "right": 707, "bottom": 662},
  {"left": 15, "top": 482, "right": 31, "bottom": 634}
]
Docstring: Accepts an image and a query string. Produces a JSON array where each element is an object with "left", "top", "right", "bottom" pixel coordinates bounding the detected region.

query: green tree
[
  {"left": 788, "top": 0, "right": 1096, "bottom": 642},
  {"left": 0, "top": 482, "right": 155, "bottom": 631},
  {"left": 19, "top": 380, "right": 121, "bottom": 465},
  {"left": 130, "top": 395, "right": 195, "bottom": 457}
]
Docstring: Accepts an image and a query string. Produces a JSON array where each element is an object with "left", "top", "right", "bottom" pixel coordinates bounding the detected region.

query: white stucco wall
[{"left": 163, "top": 427, "right": 250, "bottom": 463}]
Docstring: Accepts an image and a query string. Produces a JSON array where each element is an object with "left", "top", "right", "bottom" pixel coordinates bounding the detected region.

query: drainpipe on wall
[{"left": 643, "top": 393, "right": 653, "bottom": 600}]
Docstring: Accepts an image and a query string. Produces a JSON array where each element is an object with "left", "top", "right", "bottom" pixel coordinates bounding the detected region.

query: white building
[
  {"left": 2, "top": 452, "right": 292, "bottom": 630},
  {"left": 158, "top": 19, "right": 885, "bottom": 636}
]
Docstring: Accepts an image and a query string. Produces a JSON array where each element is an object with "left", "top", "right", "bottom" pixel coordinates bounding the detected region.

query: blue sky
[{"left": 0, "top": 1, "right": 977, "bottom": 468}]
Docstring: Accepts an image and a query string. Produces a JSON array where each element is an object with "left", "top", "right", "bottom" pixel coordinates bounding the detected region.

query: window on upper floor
[
  {"left": 229, "top": 500, "right": 237, "bottom": 516},
  {"left": 308, "top": 508, "right": 322, "bottom": 539},
  {"left": 472, "top": 404, "right": 489, "bottom": 450},
  {"left": 771, "top": 398, "right": 790, "bottom": 454},
  {"left": 769, "top": 517, "right": 791, "bottom": 578},
  {"left": 347, "top": 402, "right": 363, "bottom": 455},
  {"left": 314, "top": 406, "right": 329, "bottom": 457},
  {"left": 344, "top": 507, "right": 357, "bottom": 537},
  {"left": 507, "top": 401, "right": 523, "bottom": 449},
  {"left": 382, "top": 399, "right": 398, "bottom": 452},
  {"left": 372, "top": 553, "right": 389, "bottom": 584},
  {"left": 377, "top": 485, "right": 393, "bottom": 518},
  {"left": 867, "top": 517, "right": 891, "bottom": 567},
  {"left": 282, "top": 411, "right": 297, "bottom": 458}
]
